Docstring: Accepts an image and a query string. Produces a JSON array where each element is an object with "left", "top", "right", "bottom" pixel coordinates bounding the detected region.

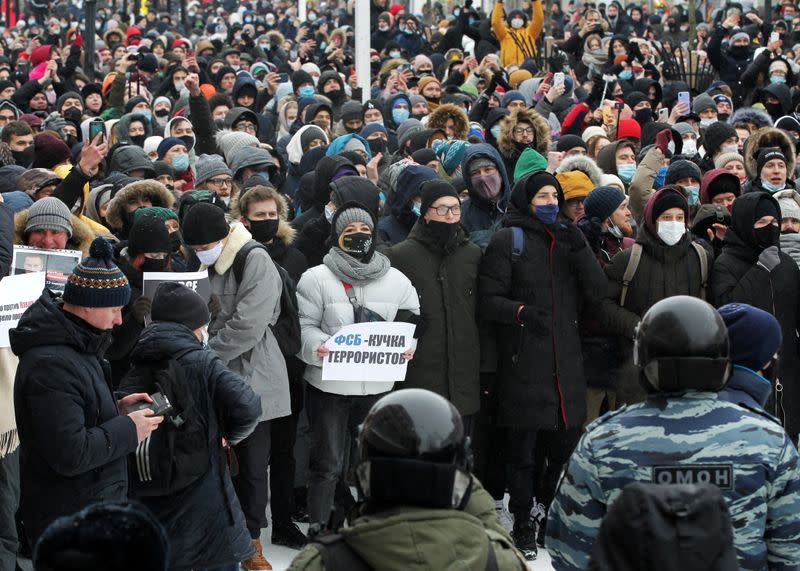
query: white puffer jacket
[{"left": 297, "top": 263, "right": 420, "bottom": 396}]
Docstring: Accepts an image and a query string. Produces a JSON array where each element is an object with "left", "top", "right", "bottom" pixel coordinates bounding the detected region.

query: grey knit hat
[
  {"left": 229, "top": 146, "right": 272, "bottom": 178},
  {"left": 714, "top": 152, "right": 745, "bottom": 169},
  {"left": 216, "top": 131, "right": 260, "bottom": 163},
  {"left": 467, "top": 157, "right": 495, "bottom": 175},
  {"left": 25, "top": 196, "right": 73, "bottom": 238},
  {"left": 672, "top": 122, "right": 696, "bottom": 138},
  {"left": 776, "top": 190, "right": 800, "bottom": 221},
  {"left": 665, "top": 159, "right": 702, "bottom": 186},
  {"left": 195, "top": 154, "right": 232, "bottom": 186},
  {"left": 334, "top": 204, "right": 375, "bottom": 236},
  {"left": 692, "top": 93, "right": 717, "bottom": 116}
]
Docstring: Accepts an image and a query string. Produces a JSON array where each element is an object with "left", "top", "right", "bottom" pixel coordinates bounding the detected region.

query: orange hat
[
  {"left": 509, "top": 69, "right": 532, "bottom": 89},
  {"left": 199, "top": 83, "right": 216, "bottom": 99},
  {"left": 556, "top": 171, "right": 594, "bottom": 202},
  {"left": 102, "top": 72, "right": 117, "bottom": 97},
  {"left": 417, "top": 76, "right": 440, "bottom": 92}
]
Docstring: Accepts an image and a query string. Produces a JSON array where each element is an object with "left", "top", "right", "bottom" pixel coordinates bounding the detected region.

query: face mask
[
  {"left": 392, "top": 108, "right": 410, "bottom": 125},
  {"left": 657, "top": 220, "right": 685, "bottom": 246},
  {"left": 618, "top": 70, "right": 633, "bottom": 80},
  {"left": 533, "top": 203, "right": 559, "bottom": 225},
  {"left": 367, "top": 119, "right": 384, "bottom": 126},
  {"left": 684, "top": 185, "right": 700, "bottom": 205},
  {"left": 308, "top": 12, "right": 317, "bottom": 21},
  {"left": 608, "top": 223, "right": 623, "bottom": 238},
  {"left": 590, "top": 48, "right": 606, "bottom": 56},
  {"left": 12, "top": 147, "right": 33, "bottom": 167},
  {"left": 699, "top": 118, "right": 716, "bottom": 128},
  {"left": 761, "top": 179, "right": 785, "bottom": 193},
  {"left": 259, "top": 42, "right": 270, "bottom": 50},
  {"left": 379, "top": 24, "right": 389, "bottom": 32},
  {"left": 718, "top": 113, "right": 730, "bottom": 122},
  {"left": 389, "top": 50, "right": 401, "bottom": 58},
  {"left": 682, "top": 139, "right": 697, "bottom": 156},
  {"left": 366, "top": 138, "right": 386, "bottom": 156},
  {"left": 471, "top": 172, "right": 502, "bottom": 200},
  {"left": 45, "top": 90, "right": 56, "bottom": 105},
  {"left": 721, "top": 144, "right": 738, "bottom": 154},
  {"left": 325, "top": 205, "right": 335, "bottom": 222},
  {"left": 169, "top": 231, "right": 183, "bottom": 253},
  {"left": 341, "top": 231, "right": 373, "bottom": 256},
  {"left": 130, "top": 134, "right": 146, "bottom": 147},
  {"left": 426, "top": 219, "right": 458, "bottom": 245},
  {"left": 755, "top": 223, "right": 780, "bottom": 249},
  {"left": 141, "top": 256, "right": 169, "bottom": 272},
  {"left": 174, "top": 80, "right": 185, "bottom": 92},
  {"left": 769, "top": 74, "right": 787, "bottom": 85},
  {"left": 511, "top": 18, "right": 524, "bottom": 28},
  {"left": 298, "top": 86, "right": 315, "bottom": 98},
  {"left": 617, "top": 163, "right": 636, "bottom": 183},
  {"left": 63, "top": 107, "right": 82, "bottom": 123},
  {"left": 195, "top": 240, "right": 224, "bottom": 266},
  {"left": 171, "top": 154, "right": 189, "bottom": 172},
  {"left": 201, "top": 327, "right": 209, "bottom": 348},
  {"left": 490, "top": 125, "right": 502, "bottom": 139},
  {"left": 137, "top": 110, "right": 152, "bottom": 123},
  {"left": 411, "top": 202, "right": 421, "bottom": 217},
  {"left": 634, "top": 108, "right": 652, "bottom": 124},
  {"left": 248, "top": 218, "right": 279, "bottom": 243}
]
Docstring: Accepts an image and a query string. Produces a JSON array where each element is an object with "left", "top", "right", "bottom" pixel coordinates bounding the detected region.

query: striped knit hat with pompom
[{"left": 63, "top": 237, "right": 131, "bottom": 308}]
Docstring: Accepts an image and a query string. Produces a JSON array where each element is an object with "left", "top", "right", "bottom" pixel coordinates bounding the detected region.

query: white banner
[
  {"left": 142, "top": 270, "right": 211, "bottom": 302},
  {"left": 0, "top": 271, "right": 47, "bottom": 347},
  {"left": 322, "top": 322, "right": 416, "bottom": 383}
]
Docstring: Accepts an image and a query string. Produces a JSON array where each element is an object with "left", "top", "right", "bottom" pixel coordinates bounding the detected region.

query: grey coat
[{"left": 207, "top": 222, "right": 291, "bottom": 422}]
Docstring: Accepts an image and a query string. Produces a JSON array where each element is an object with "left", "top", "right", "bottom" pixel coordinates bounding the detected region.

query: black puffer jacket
[
  {"left": 478, "top": 175, "right": 605, "bottom": 429},
  {"left": 124, "top": 321, "right": 261, "bottom": 571},
  {"left": 11, "top": 291, "right": 138, "bottom": 545},
  {"left": 711, "top": 192, "right": 800, "bottom": 438}
]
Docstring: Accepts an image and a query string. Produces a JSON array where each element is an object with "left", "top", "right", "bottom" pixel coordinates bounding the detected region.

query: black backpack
[
  {"left": 232, "top": 240, "right": 302, "bottom": 357},
  {"left": 119, "top": 348, "right": 212, "bottom": 497},
  {"left": 588, "top": 481, "right": 739, "bottom": 571}
]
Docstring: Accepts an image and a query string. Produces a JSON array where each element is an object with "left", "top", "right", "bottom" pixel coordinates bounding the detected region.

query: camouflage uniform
[{"left": 546, "top": 391, "right": 800, "bottom": 571}]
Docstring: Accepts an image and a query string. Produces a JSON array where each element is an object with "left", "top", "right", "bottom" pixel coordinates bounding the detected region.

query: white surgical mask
[
  {"left": 195, "top": 240, "right": 224, "bottom": 266},
  {"left": 699, "top": 118, "right": 716, "bottom": 128},
  {"left": 681, "top": 139, "right": 697, "bottom": 156},
  {"left": 325, "top": 205, "right": 335, "bottom": 222},
  {"left": 722, "top": 144, "right": 739, "bottom": 154},
  {"left": 657, "top": 220, "right": 685, "bottom": 246},
  {"left": 511, "top": 18, "right": 524, "bottom": 28}
]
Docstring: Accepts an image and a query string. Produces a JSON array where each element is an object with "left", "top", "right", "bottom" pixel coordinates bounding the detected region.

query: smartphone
[
  {"left": 553, "top": 72, "right": 565, "bottom": 86},
  {"left": 278, "top": 72, "right": 289, "bottom": 83},
  {"left": 770, "top": 31, "right": 780, "bottom": 42},
  {"left": 614, "top": 101, "right": 624, "bottom": 110},
  {"left": 89, "top": 119, "right": 105, "bottom": 143},
  {"left": 677, "top": 91, "right": 691, "bottom": 109},
  {"left": 128, "top": 392, "right": 173, "bottom": 417},
  {"left": 186, "top": 48, "right": 195, "bottom": 58},
  {"left": 658, "top": 108, "right": 669, "bottom": 121}
]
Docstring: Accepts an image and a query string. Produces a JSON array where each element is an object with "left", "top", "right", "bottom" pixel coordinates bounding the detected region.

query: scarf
[
  {"left": 323, "top": 247, "right": 391, "bottom": 286},
  {"left": 0, "top": 347, "right": 20, "bottom": 458}
]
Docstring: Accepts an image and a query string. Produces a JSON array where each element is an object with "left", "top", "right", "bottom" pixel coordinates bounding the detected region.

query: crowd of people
[{"left": 0, "top": 0, "right": 799, "bottom": 569}]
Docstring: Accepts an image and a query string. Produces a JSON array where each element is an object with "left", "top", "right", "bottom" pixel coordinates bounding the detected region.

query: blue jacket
[
  {"left": 459, "top": 144, "right": 510, "bottom": 251},
  {"left": 719, "top": 365, "right": 773, "bottom": 412}
]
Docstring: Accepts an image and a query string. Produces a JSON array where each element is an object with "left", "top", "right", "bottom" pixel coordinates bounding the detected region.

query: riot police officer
[
  {"left": 546, "top": 296, "right": 800, "bottom": 571},
  {"left": 288, "top": 389, "right": 526, "bottom": 570}
]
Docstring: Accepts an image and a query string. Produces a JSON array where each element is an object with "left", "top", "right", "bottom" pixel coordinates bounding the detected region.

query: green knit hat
[
  {"left": 514, "top": 148, "right": 548, "bottom": 183},
  {"left": 133, "top": 206, "right": 178, "bottom": 223}
]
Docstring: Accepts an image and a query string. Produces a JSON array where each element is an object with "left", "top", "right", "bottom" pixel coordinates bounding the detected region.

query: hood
[
  {"left": 383, "top": 92, "right": 412, "bottom": 131},
  {"left": 129, "top": 321, "right": 203, "bottom": 363},
  {"left": 14, "top": 210, "right": 96, "bottom": 256},
  {"left": 596, "top": 140, "right": 629, "bottom": 177},
  {"left": 287, "top": 125, "right": 330, "bottom": 165},
  {"left": 326, "top": 133, "right": 371, "bottom": 160},
  {"left": 116, "top": 112, "right": 153, "bottom": 144},
  {"left": 313, "top": 155, "right": 356, "bottom": 209},
  {"left": 86, "top": 183, "right": 113, "bottom": 224},
  {"left": 727, "top": 191, "right": 781, "bottom": 252},
  {"left": 9, "top": 290, "right": 110, "bottom": 357},
  {"left": 108, "top": 145, "right": 156, "bottom": 178},
  {"left": 298, "top": 145, "right": 329, "bottom": 179},
  {"left": 461, "top": 143, "right": 511, "bottom": 210},
  {"left": 761, "top": 83, "right": 792, "bottom": 117},
  {"left": 330, "top": 177, "right": 381, "bottom": 218},
  {"left": 497, "top": 108, "right": 550, "bottom": 158},
  {"left": 555, "top": 155, "right": 604, "bottom": 186},
  {"left": 318, "top": 69, "right": 345, "bottom": 96},
  {"left": 105, "top": 180, "right": 175, "bottom": 232},
  {"left": 393, "top": 165, "right": 438, "bottom": 222},
  {"left": 224, "top": 106, "right": 259, "bottom": 131},
  {"left": 427, "top": 103, "right": 470, "bottom": 141},
  {"left": 632, "top": 78, "right": 662, "bottom": 105},
  {"left": 700, "top": 169, "right": 741, "bottom": 204},
  {"left": 729, "top": 107, "right": 773, "bottom": 130},
  {"left": 231, "top": 74, "right": 258, "bottom": 105},
  {"left": 743, "top": 127, "right": 797, "bottom": 180},
  {"left": 642, "top": 187, "right": 687, "bottom": 237}
]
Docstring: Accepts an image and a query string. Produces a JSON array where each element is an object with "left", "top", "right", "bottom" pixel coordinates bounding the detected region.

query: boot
[{"left": 241, "top": 538, "right": 273, "bottom": 571}]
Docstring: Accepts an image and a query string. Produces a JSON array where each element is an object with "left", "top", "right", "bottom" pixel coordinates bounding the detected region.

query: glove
[
  {"left": 758, "top": 245, "right": 781, "bottom": 272},
  {"left": 130, "top": 296, "right": 152, "bottom": 325},
  {"left": 557, "top": 223, "right": 588, "bottom": 252},
  {"left": 577, "top": 217, "right": 603, "bottom": 253},
  {"left": 655, "top": 128, "right": 673, "bottom": 155},
  {"left": 208, "top": 294, "right": 222, "bottom": 319}
]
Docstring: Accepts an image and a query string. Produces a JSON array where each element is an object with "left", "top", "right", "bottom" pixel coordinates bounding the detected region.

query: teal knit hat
[
  {"left": 133, "top": 206, "right": 178, "bottom": 223},
  {"left": 513, "top": 147, "right": 548, "bottom": 183},
  {"left": 432, "top": 139, "right": 471, "bottom": 176},
  {"left": 63, "top": 237, "right": 131, "bottom": 308}
]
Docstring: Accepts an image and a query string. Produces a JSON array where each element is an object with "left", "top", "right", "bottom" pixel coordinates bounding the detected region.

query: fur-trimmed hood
[
  {"left": 13, "top": 210, "right": 96, "bottom": 256},
  {"left": 497, "top": 108, "right": 551, "bottom": 159},
  {"left": 105, "top": 180, "right": 176, "bottom": 232},
  {"left": 729, "top": 107, "right": 773, "bottom": 130},
  {"left": 743, "top": 127, "right": 797, "bottom": 180},
  {"left": 555, "top": 155, "right": 604, "bottom": 187},
  {"left": 426, "top": 103, "right": 470, "bottom": 141}
]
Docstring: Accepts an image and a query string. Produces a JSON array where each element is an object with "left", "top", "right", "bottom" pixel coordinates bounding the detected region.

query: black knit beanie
[
  {"left": 181, "top": 202, "right": 230, "bottom": 245},
  {"left": 151, "top": 281, "right": 211, "bottom": 330},
  {"left": 420, "top": 179, "right": 459, "bottom": 215},
  {"left": 128, "top": 214, "right": 171, "bottom": 256}
]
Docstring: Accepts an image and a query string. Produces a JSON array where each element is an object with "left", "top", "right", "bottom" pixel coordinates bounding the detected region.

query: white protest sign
[
  {"left": 0, "top": 271, "right": 46, "bottom": 347},
  {"left": 322, "top": 322, "right": 416, "bottom": 383},
  {"left": 142, "top": 270, "right": 211, "bottom": 302}
]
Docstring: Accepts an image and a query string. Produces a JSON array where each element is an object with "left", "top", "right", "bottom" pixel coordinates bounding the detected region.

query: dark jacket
[
  {"left": 459, "top": 144, "right": 511, "bottom": 252},
  {"left": 11, "top": 291, "right": 138, "bottom": 545},
  {"left": 386, "top": 221, "right": 482, "bottom": 415},
  {"left": 478, "top": 183, "right": 605, "bottom": 429},
  {"left": 711, "top": 192, "right": 800, "bottom": 437},
  {"left": 707, "top": 25, "right": 753, "bottom": 106},
  {"left": 106, "top": 249, "right": 146, "bottom": 386},
  {"left": 124, "top": 321, "right": 261, "bottom": 571}
]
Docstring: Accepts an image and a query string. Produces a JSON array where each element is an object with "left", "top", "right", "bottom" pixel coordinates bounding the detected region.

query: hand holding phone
[
  {"left": 89, "top": 119, "right": 105, "bottom": 144},
  {"left": 553, "top": 72, "right": 565, "bottom": 86},
  {"left": 677, "top": 91, "right": 691, "bottom": 110}
]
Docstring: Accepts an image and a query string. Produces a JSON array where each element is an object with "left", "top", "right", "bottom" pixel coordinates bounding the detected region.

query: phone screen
[{"left": 89, "top": 121, "right": 105, "bottom": 142}]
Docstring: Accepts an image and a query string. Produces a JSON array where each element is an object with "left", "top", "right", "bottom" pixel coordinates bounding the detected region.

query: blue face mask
[
  {"left": 298, "top": 86, "right": 315, "bottom": 98},
  {"left": 392, "top": 108, "right": 410, "bottom": 125},
  {"left": 684, "top": 185, "right": 700, "bottom": 205},
  {"left": 654, "top": 166, "right": 668, "bottom": 188},
  {"left": 619, "top": 70, "right": 633, "bottom": 80},
  {"left": 368, "top": 119, "right": 384, "bottom": 126},
  {"left": 617, "top": 163, "right": 636, "bottom": 183},
  {"left": 201, "top": 328, "right": 209, "bottom": 348},
  {"left": 534, "top": 203, "right": 559, "bottom": 225},
  {"left": 490, "top": 125, "right": 502, "bottom": 139},
  {"left": 770, "top": 75, "right": 787, "bottom": 84},
  {"left": 171, "top": 153, "right": 190, "bottom": 172},
  {"left": 137, "top": 110, "right": 152, "bottom": 123},
  {"left": 411, "top": 202, "right": 421, "bottom": 217},
  {"left": 761, "top": 179, "right": 785, "bottom": 193}
]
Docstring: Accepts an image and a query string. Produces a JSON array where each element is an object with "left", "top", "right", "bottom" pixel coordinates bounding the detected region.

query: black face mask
[
  {"left": 169, "top": 231, "right": 183, "bottom": 253},
  {"left": 325, "top": 88, "right": 344, "bottom": 101},
  {"left": 63, "top": 107, "right": 82, "bottom": 123},
  {"left": 411, "top": 113, "right": 427, "bottom": 121},
  {"left": 730, "top": 45, "right": 749, "bottom": 59},
  {"left": 155, "top": 108, "right": 170, "bottom": 118},
  {"left": 368, "top": 138, "right": 387, "bottom": 155},
  {"left": 141, "top": 256, "right": 169, "bottom": 272},
  {"left": 130, "top": 134, "right": 146, "bottom": 147},
  {"left": 514, "top": 140, "right": 534, "bottom": 153},
  {"left": 424, "top": 96, "right": 440, "bottom": 105},
  {"left": 634, "top": 108, "right": 652, "bottom": 124},
  {"left": 248, "top": 218, "right": 280, "bottom": 243},
  {"left": 65, "top": 135, "right": 78, "bottom": 148},
  {"left": 425, "top": 219, "right": 459, "bottom": 247},
  {"left": 755, "top": 223, "right": 780, "bottom": 250},
  {"left": 341, "top": 231, "right": 373, "bottom": 259},
  {"left": 718, "top": 113, "right": 730, "bottom": 122},
  {"left": 12, "top": 147, "right": 33, "bottom": 167},
  {"left": 765, "top": 102, "right": 783, "bottom": 119}
]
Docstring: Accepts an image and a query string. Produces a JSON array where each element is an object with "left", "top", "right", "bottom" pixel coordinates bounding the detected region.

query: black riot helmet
[
  {"left": 634, "top": 296, "right": 731, "bottom": 393},
  {"left": 356, "top": 389, "right": 472, "bottom": 510}
]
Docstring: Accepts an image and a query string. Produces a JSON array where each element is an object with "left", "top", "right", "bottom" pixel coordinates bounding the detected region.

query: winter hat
[
  {"left": 616, "top": 118, "right": 641, "bottom": 141},
  {"left": 581, "top": 126, "right": 607, "bottom": 143},
  {"left": 360, "top": 123, "right": 388, "bottom": 139},
  {"left": 467, "top": 157, "right": 495, "bottom": 175},
  {"left": 17, "top": 168, "right": 61, "bottom": 197},
  {"left": 216, "top": 131, "right": 259, "bottom": 163},
  {"left": 151, "top": 282, "right": 210, "bottom": 330},
  {"left": 229, "top": 146, "right": 272, "bottom": 178},
  {"left": 300, "top": 126, "right": 327, "bottom": 152},
  {"left": 556, "top": 135, "right": 588, "bottom": 154},
  {"left": 32, "top": 132, "right": 72, "bottom": 169},
  {"left": 665, "top": 159, "right": 702, "bottom": 185},
  {"left": 333, "top": 203, "right": 375, "bottom": 236},
  {"left": 63, "top": 237, "right": 131, "bottom": 308},
  {"left": 417, "top": 76, "right": 441, "bottom": 95},
  {"left": 181, "top": 202, "right": 230, "bottom": 245},
  {"left": 624, "top": 91, "right": 650, "bottom": 110},
  {"left": 133, "top": 206, "right": 178, "bottom": 223},
  {"left": 501, "top": 90, "right": 527, "bottom": 108},
  {"left": 702, "top": 122, "right": 738, "bottom": 159},
  {"left": 651, "top": 188, "right": 689, "bottom": 221},
  {"left": 156, "top": 137, "right": 186, "bottom": 160},
  {"left": 24, "top": 196, "right": 73, "bottom": 238},
  {"left": 195, "top": 154, "right": 232, "bottom": 186},
  {"left": 671, "top": 122, "right": 696, "bottom": 139},
  {"left": 584, "top": 185, "right": 626, "bottom": 221},
  {"left": 508, "top": 70, "right": 533, "bottom": 89},
  {"left": 701, "top": 169, "right": 741, "bottom": 203},
  {"left": 556, "top": 171, "right": 593, "bottom": 201},
  {"left": 340, "top": 100, "right": 363, "bottom": 123},
  {"left": 2, "top": 191, "right": 33, "bottom": 213},
  {"left": 291, "top": 69, "right": 314, "bottom": 93},
  {"left": 714, "top": 152, "right": 745, "bottom": 169},
  {"left": 729, "top": 30, "right": 750, "bottom": 44},
  {"left": 411, "top": 148, "right": 438, "bottom": 165},
  {"left": 513, "top": 147, "right": 548, "bottom": 182},
  {"left": 0, "top": 164, "right": 25, "bottom": 194},
  {"left": 776, "top": 190, "right": 800, "bottom": 221},
  {"left": 432, "top": 139, "right": 471, "bottom": 176},
  {"left": 692, "top": 93, "right": 717, "bottom": 115},
  {"left": 719, "top": 303, "right": 782, "bottom": 371},
  {"left": 138, "top": 53, "right": 159, "bottom": 74},
  {"left": 127, "top": 214, "right": 171, "bottom": 256},
  {"left": 419, "top": 179, "right": 459, "bottom": 215},
  {"left": 143, "top": 136, "right": 163, "bottom": 157},
  {"left": 520, "top": 171, "right": 562, "bottom": 207},
  {"left": 755, "top": 196, "right": 780, "bottom": 221},
  {"left": 756, "top": 147, "right": 787, "bottom": 173}
]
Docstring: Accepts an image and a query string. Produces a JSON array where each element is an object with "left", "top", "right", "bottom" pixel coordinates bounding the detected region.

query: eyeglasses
[
  {"left": 207, "top": 178, "right": 233, "bottom": 187},
  {"left": 234, "top": 122, "right": 257, "bottom": 133},
  {"left": 513, "top": 127, "right": 534, "bottom": 135},
  {"left": 429, "top": 205, "right": 461, "bottom": 216}
]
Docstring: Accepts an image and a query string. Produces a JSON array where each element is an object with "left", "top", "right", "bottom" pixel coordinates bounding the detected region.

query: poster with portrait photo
[{"left": 12, "top": 246, "right": 82, "bottom": 295}]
